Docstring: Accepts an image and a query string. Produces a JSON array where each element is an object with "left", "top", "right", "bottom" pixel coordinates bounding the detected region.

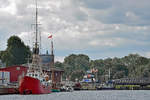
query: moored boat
[
  {"left": 19, "top": 0, "right": 51, "bottom": 94},
  {"left": 19, "top": 73, "right": 51, "bottom": 94}
]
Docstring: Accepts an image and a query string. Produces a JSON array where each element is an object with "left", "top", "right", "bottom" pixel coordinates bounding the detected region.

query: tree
[
  {"left": 54, "top": 61, "right": 63, "bottom": 69},
  {"left": 63, "top": 54, "right": 90, "bottom": 81},
  {"left": 1, "top": 36, "right": 31, "bottom": 66},
  {"left": 53, "top": 53, "right": 150, "bottom": 81}
]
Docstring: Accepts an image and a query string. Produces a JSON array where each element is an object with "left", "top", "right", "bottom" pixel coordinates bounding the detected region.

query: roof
[
  {"left": 43, "top": 67, "right": 64, "bottom": 72},
  {"left": 0, "top": 65, "right": 28, "bottom": 71}
]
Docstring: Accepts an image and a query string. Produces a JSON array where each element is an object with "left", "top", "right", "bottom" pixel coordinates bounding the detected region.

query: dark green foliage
[
  {"left": 54, "top": 61, "right": 63, "bottom": 69},
  {"left": 55, "top": 53, "right": 150, "bottom": 81},
  {"left": 62, "top": 54, "right": 90, "bottom": 81},
  {"left": 0, "top": 36, "right": 31, "bottom": 66}
]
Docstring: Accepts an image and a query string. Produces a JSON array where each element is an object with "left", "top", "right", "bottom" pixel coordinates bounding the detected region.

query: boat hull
[{"left": 19, "top": 76, "right": 51, "bottom": 94}]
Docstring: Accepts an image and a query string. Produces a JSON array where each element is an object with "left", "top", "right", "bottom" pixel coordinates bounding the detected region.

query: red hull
[{"left": 19, "top": 76, "right": 51, "bottom": 94}]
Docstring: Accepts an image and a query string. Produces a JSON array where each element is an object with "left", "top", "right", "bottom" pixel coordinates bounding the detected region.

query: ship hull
[{"left": 19, "top": 76, "right": 51, "bottom": 94}]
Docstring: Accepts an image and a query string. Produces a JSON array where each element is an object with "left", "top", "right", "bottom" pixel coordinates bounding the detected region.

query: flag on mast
[{"left": 48, "top": 34, "right": 52, "bottom": 38}]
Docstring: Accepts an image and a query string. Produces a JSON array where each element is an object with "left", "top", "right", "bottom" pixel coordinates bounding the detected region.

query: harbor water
[{"left": 0, "top": 90, "right": 150, "bottom": 100}]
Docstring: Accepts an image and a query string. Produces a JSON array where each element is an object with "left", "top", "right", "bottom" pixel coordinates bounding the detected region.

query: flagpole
[{"left": 48, "top": 35, "right": 55, "bottom": 88}]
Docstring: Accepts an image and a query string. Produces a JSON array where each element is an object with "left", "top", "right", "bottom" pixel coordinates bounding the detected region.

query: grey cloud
[
  {"left": 0, "top": 0, "right": 150, "bottom": 60},
  {"left": 82, "top": 0, "right": 112, "bottom": 9},
  {"left": 0, "top": 0, "right": 10, "bottom": 8},
  {"left": 82, "top": 0, "right": 150, "bottom": 26},
  {"left": 16, "top": 1, "right": 34, "bottom": 16}
]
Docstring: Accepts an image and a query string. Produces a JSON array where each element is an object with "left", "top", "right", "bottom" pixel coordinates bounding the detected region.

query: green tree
[
  {"left": 54, "top": 61, "right": 63, "bottom": 69},
  {"left": 63, "top": 54, "right": 90, "bottom": 81},
  {"left": 55, "top": 53, "right": 150, "bottom": 81},
  {"left": 1, "top": 36, "right": 31, "bottom": 66}
]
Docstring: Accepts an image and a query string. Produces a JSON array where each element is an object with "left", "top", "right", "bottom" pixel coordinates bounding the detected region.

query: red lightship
[{"left": 19, "top": 0, "right": 51, "bottom": 94}]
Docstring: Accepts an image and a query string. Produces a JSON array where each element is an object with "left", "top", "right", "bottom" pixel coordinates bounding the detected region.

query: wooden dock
[{"left": 0, "top": 85, "right": 19, "bottom": 94}]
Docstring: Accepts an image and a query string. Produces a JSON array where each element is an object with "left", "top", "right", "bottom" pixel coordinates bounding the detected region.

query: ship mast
[
  {"left": 34, "top": 0, "right": 39, "bottom": 54},
  {"left": 31, "top": 0, "right": 39, "bottom": 55},
  {"left": 30, "top": 0, "right": 41, "bottom": 71}
]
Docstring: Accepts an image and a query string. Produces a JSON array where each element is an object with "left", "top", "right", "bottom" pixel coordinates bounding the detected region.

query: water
[{"left": 0, "top": 90, "right": 150, "bottom": 100}]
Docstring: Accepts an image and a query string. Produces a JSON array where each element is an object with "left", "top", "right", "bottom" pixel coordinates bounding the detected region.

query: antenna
[
  {"left": 35, "top": 0, "right": 38, "bottom": 48},
  {"left": 39, "top": 27, "right": 42, "bottom": 54}
]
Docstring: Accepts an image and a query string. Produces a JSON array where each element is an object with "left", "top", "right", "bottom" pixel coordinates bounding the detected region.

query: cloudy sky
[{"left": 0, "top": 0, "right": 150, "bottom": 62}]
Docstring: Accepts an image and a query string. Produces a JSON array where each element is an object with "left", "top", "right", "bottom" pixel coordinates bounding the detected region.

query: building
[
  {"left": 40, "top": 54, "right": 64, "bottom": 83},
  {"left": 40, "top": 54, "right": 53, "bottom": 71},
  {"left": 0, "top": 66, "right": 28, "bottom": 83}
]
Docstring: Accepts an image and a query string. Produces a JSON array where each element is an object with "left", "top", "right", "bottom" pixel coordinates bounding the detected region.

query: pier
[{"left": 114, "top": 78, "right": 150, "bottom": 85}]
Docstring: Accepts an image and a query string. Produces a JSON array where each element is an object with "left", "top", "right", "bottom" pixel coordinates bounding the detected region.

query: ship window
[
  {"left": 29, "top": 74, "right": 31, "bottom": 76},
  {"left": 35, "top": 74, "right": 37, "bottom": 76},
  {"left": 32, "top": 74, "right": 34, "bottom": 76}
]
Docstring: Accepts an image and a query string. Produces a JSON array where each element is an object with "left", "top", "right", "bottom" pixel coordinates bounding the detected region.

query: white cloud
[
  {"left": 0, "top": 0, "right": 150, "bottom": 60},
  {"left": 0, "top": 0, "right": 17, "bottom": 15},
  {"left": 89, "top": 38, "right": 119, "bottom": 47},
  {"left": 141, "top": 52, "right": 150, "bottom": 58},
  {"left": 55, "top": 56, "right": 64, "bottom": 62}
]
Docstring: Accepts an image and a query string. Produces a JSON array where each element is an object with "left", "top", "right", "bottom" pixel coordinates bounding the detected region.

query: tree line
[
  {"left": 1, "top": 36, "right": 150, "bottom": 81},
  {"left": 55, "top": 53, "right": 150, "bottom": 81}
]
